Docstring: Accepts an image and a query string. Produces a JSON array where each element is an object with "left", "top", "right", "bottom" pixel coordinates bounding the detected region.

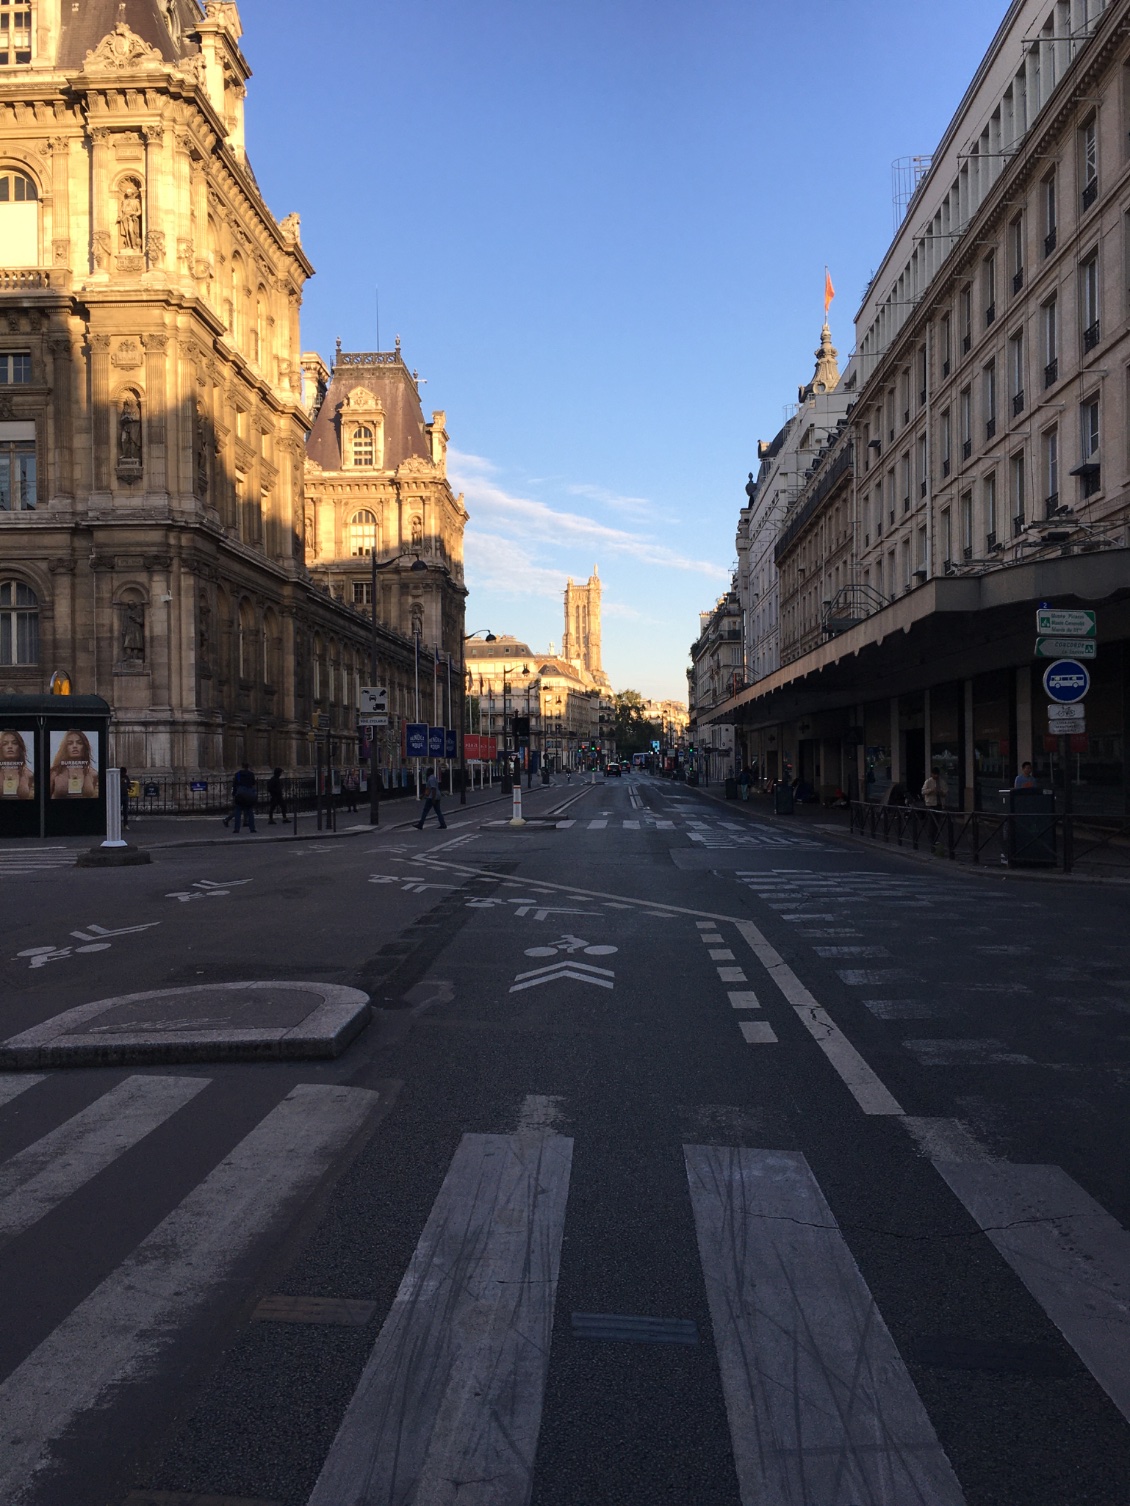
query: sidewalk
[{"left": 0, "top": 776, "right": 569, "bottom": 856}]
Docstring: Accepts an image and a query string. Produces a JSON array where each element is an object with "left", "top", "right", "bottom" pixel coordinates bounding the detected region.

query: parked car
[{"left": 605, "top": 762, "right": 621, "bottom": 776}]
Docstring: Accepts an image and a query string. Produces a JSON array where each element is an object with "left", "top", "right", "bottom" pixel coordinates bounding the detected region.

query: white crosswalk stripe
[
  {"left": 0, "top": 1082, "right": 378, "bottom": 1504},
  {"left": 685, "top": 1144, "right": 968, "bottom": 1505},
  {"left": 0, "top": 1075, "right": 208, "bottom": 1249},
  {"left": 0, "top": 847, "right": 75, "bottom": 876}
]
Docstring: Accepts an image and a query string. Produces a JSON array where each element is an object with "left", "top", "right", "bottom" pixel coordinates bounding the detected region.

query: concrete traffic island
[
  {"left": 0, "top": 981, "right": 370, "bottom": 1068},
  {"left": 75, "top": 843, "right": 152, "bottom": 867}
]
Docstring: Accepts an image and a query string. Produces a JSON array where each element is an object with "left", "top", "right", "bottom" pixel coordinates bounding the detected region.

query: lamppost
[
  {"left": 459, "top": 629, "right": 496, "bottom": 804},
  {"left": 367, "top": 548, "right": 427, "bottom": 825},
  {"left": 524, "top": 672, "right": 540, "bottom": 787}
]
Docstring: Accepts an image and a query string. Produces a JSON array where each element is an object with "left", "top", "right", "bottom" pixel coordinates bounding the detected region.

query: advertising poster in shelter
[
  {"left": 48, "top": 728, "right": 100, "bottom": 799},
  {"left": 0, "top": 727, "right": 35, "bottom": 800}
]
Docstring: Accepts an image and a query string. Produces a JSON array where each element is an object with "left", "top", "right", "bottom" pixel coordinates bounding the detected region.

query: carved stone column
[
  {"left": 48, "top": 136, "right": 70, "bottom": 270},
  {"left": 142, "top": 332, "right": 168, "bottom": 494},
  {"left": 89, "top": 128, "right": 113, "bottom": 276},
  {"left": 143, "top": 123, "right": 166, "bottom": 273},
  {"left": 46, "top": 333, "right": 74, "bottom": 499}
]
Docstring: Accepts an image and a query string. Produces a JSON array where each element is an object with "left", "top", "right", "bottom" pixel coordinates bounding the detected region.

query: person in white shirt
[{"left": 415, "top": 767, "right": 447, "bottom": 830}]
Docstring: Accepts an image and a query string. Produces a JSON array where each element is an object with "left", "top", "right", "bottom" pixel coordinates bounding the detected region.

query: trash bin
[
  {"left": 1005, "top": 787, "right": 1056, "bottom": 866},
  {"left": 724, "top": 777, "right": 739, "bottom": 800},
  {"left": 774, "top": 783, "right": 795, "bottom": 816},
  {"left": 541, "top": 767, "right": 550, "bottom": 785}
]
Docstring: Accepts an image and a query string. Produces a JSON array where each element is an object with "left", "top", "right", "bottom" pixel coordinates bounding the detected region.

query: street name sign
[
  {"left": 360, "top": 686, "right": 388, "bottom": 715},
  {"left": 1035, "top": 608, "right": 1096, "bottom": 637},
  {"left": 1043, "top": 660, "right": 1090, "bottom": 703},
  {"left": 359, "top": 715, "right": 389, "bottom": 729},
  {"left": 1036, "top": 636, "right": 1097, "bottom": 660}
]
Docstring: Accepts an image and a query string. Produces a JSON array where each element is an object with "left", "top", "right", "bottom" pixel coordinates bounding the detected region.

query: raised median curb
[{"left": 0, "top": 980, "right": 371, "bottom": 1069}]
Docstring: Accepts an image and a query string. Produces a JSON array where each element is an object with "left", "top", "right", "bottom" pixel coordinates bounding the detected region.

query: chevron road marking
[{"left": 510, "top": 961, "right": 615, "bottom": 993}]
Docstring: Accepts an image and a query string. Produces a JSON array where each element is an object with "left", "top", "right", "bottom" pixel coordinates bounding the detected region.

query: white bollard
[
  {"left": 510, "top": 783, "right": 525, "bottom": 826},
  {"left": 101, "top": 768, "right": 128, "bottom": 848}
]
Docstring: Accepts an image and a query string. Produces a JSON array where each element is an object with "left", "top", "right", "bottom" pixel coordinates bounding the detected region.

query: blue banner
[
  {"left": 445, "top": 729, "right": 456, "bottom": 758},
  {"left": 428, "top": 726, "right": 445, "bottom": 756},
  {"left": 406, "top": 722, "right": 428, "bottom": 758}
]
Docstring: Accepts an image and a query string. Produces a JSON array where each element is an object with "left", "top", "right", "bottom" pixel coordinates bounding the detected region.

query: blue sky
[{"left": 241, "top": 0, "right": 1006, "bottom": 701}]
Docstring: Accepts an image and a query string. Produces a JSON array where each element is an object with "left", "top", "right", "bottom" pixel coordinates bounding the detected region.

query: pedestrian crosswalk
[
  {"left": 2, "top": 1073, "right": 1129, "bottom": 1504},
  {"left": 550, "top": 816, "right": 819, "bottom": 846},
  {"left": 0, "top": 846, "right": 75, "bottom": 876}
]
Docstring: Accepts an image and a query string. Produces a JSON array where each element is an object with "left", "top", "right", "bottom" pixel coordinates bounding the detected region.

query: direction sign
[
  {"left": 1036, "top": 609, "right": 1096, "bottom": 637},
  {"left": 406, "top": 722, "right": 427, "bottom": 758},
  {"left": 358, "top": 714, "right": 389, "bottom": 729},
  {"left": 313, "top": 713, "right": 330, "bottom": 731},
  {"left": 1036, "top": 636, "right": 1097, "bottom": 660},
  {"left": 360, "top": 686, "right": 388, "bottom": 715},
  {"left": 1043, "top": 659, "right": 1090, "bottom": 703}
]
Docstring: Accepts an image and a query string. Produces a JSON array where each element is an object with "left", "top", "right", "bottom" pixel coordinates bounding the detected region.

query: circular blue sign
[{"left": 1043, "top": 659, "right": 1090, "bottom": 703}]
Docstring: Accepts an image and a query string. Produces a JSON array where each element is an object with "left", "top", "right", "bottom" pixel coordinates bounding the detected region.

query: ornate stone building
[
  {"left": 561, "top": 567, "right": 609, "bottom": 688},
  {"left": 0, "top": 0, "right": 416, "bottom": 775},
  {"left": 302, "top": 342, "right": 468, "bottom": 673}
]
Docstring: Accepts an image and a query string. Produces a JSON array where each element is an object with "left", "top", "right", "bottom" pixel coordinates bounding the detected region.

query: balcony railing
[
  {"left": 1083, "top": 320, "right": 1100, "bottom": 353},
  {"left": 0, "top": 267, "right": 69, "bottom": 293},
  {"left": 1082, "top": 179, "right": 1098, "bottom": 211},
  {"left": 985, "top": 418, "right": 996, "bottom": 440},
  {"left": 1044, "top": 228, "right": 1057, "bottom": 256},
  {"left": 1012, "top": 390, "right": 1025, "bottom": 416},
  {"left": 962, "top": 438, "right": 972, "bottom": 460},
  {"left": 942, "top": 457, "right": 951, "bottom": 477},
  {"left": 985, "top": 303, "right": 996, "bottom": 327},
  {"left": 1044, "top": 357, "right": 1058, "bottom": 387},
  {"left": 1044, "top": 491, "right": 1059, "bottom": 517},
  {"left": 1012, "top": 268, "right": 1024, "bottom": 294}
]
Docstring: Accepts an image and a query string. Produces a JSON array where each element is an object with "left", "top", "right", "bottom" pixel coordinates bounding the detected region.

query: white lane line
[
  {"left": 708, "top": 949, "right": 735, "bottom": 961},
  {"left": 717, "top": 966, "right": 747, "bottom": 983},
  {"left": 738, "top": 1021, "right": 778, "bottom": 1044},
  {"left": 555, "top": 819, "right": 576, "bottom": 829},
  {"left": 0, "top": 1084, "right": 378, "bottom": 1502},
  {"left": 0, "top": 1075, "right": 46, "bottom": 1109},
  {"left": 308, "top": 1133, "right": 573, "bottom": 1506},
  {"left": 0, "top": 1075, "right": 209, "bottom": 1248},
  {"left": 515, "top": 1093, "right": 567, "bottom": 1135},
  {"left": 935, "top": 1161, "right": 1130, "bottom": 1425},
  {"left": 695, "top": 922, "right": 714, "bottom": 930},
  {"left": 735, "top": 920, "right": 904, "bottom": 1116},
  {"left": 838, "top": 968, "right": 912, "bottom": 987},
  {"left": 728, "top": 992, "right": 761, "bottom": 1010},
  {"left": 622, "top": 819, "right": 640, "bottom": 830},
  {"left": 902, "top": 1118, "right": 993, "bottom": 1163},
  {"left": 814, "top": 946, "right": 890, "bottom": 958},
  {"left": 685, "top": 1146, "right": 967, "bottom": 1506},
  {"left": 587, "top": 819, "right": 608, "bottom": 830}
]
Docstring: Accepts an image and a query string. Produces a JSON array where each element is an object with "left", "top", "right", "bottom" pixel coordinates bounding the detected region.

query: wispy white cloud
[
  {"left": 462, "top": 530, "right": 568, "bottom": 600},
  {"left": 449, "top": 448, "right": 727, "bottom": 580},
  {"left": 565, "top": 481, "right": 656, "bottom": 520}
]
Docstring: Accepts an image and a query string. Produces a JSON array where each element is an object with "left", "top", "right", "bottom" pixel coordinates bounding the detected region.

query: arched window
[
  {"left": 352, "top": 426, "right": 374, "bottom": 467},
  {"left": 0, "top": 579, "right": 38, "bottom": 665},
  {"left": 0, "top": 169, "right": 38, "bottom": 267},
  {"left": 348, "top": 509, "right": 377, "bottom": 557}
]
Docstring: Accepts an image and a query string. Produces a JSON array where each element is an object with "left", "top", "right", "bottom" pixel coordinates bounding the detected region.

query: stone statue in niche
[
  {"left": 120, "top": 600, "right": 145, "bottom": 663},
  {"left": 194, "top": 405, "right": 209, "bottom": 495},
  {"left": 117, "top": 177, "right": 143, "bottom": 252},
  {"left": 410, "top": 514, "right": 423, "bottom": 548},
  {"left": 304, "top": 511, "right": 314, "bottom": 555},
  {"left": 410, "top": 602, "right": 424, "bottom": 639},
  {"left": 118, "top": 394, "right": 142, "bottom": 467}
]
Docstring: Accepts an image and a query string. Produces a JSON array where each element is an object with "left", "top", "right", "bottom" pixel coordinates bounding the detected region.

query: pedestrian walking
[
  {"left": 266, "top": 767, "right": 287, "bottom": 824},
  {"left": 343, "top": 767, "right": 359, "bottom": 813},
  {"left": 415, "top": 766, "right": 447, "bottom": 830},
  {"left": 119, "top": 767, "right": 130, "bottom": 830},
  {"left": 231, "top": 761, "right": 258, "bottom": 834}
]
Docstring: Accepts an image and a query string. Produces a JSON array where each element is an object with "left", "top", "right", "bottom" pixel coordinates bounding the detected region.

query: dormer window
[
  {"left": 352, "top": 426, "right": 374, "bottom": 467},
  {"left": 0, "top": 3, "right": 32, "bottom": 66}
]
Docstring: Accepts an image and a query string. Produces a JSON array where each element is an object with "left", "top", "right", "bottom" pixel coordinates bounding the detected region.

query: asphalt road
[{"left": 1, "top": 771, "right": 1129, "bottom": 1506}]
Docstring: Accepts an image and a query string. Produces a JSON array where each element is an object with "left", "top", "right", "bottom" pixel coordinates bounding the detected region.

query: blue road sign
[
  {"left": 428, "top": 725, "right": 445, "bottom": 756},
  {"left": 445, "top": 728, "right": 456, "bottom": 758},
  {"left": 406, "top": 722, "right": 428, "bottom": 758},
  {"left": 1043, "top": 659, "right": 1090, "bottom": 703}
]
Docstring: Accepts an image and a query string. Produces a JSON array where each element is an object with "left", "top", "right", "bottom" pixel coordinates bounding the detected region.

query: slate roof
[
  {"left": 306, "top": 352, "right": 431, "bottom": 473},
  {"left": 57, "top": 0, "right": 202, "bottom": 69}
]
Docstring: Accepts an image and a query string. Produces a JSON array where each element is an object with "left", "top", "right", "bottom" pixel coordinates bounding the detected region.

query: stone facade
[
  {"left": 561, "top": 567, "right": 609, "bottom": 688},
  {"left": 0, "top": 0, "right": 427, "bottom": 776}
]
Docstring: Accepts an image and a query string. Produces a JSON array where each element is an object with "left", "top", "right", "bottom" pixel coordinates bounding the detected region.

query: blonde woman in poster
[
  {"left": 49, "top": 728, "right": 100, "bottom": 799},
  {"left": 0, "top": 728, "right": 34, "bottom": 800}
]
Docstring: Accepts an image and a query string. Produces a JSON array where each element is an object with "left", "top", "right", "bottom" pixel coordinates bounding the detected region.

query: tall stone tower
[{"left": 562, "top": 566, "right": 607, "bottom": 686}]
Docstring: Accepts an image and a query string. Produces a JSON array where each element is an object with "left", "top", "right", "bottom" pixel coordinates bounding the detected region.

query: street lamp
[
  {"left": 460, "top": 629, "right": 496, "bottom": 804},
  {"left": 367, "top": 548, "right": 427, "bottom": 825},
  {"left": 524, "top": 671, "right": 540, "bottom": 788}
]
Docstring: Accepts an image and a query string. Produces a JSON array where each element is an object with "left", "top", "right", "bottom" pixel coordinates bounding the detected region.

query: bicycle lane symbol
[{"left": 522, "top": 934, "right": 618, "bottom": 959}]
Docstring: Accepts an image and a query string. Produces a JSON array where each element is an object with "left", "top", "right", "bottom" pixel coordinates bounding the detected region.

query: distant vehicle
[{"left": 605, "top": 762, "right": 621, "bottom": 776}]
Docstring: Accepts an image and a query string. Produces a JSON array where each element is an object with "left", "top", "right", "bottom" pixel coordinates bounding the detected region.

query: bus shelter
[{"left": 0, "top": 695, "right": 111, "bottom": 839}]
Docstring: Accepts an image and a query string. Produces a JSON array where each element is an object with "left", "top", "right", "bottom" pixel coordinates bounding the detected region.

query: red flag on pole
[{"left": 824, "top": 267, "right": 835, "bottom": 315}]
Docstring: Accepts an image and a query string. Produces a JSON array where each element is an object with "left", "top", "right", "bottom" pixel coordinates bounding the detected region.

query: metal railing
[
  {"left": 849, "top": 800, "right": 1130, "bottom": 876},
  {"left": 122, "top": 774, "right": 416, "bottom": 817}
]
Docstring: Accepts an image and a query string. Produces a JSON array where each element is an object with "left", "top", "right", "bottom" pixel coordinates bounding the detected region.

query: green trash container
[
  {"left": 774, "top": 783, "right": 795, "bottom": 815},
  {"left": 1006, "top": 787, "right": 1056, "bottom": 866}
]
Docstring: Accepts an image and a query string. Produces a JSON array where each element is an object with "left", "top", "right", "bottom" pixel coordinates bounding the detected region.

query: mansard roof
[
  {"left": 305, "top": 347, "right": 431, "bottom": 473},
  {"left": 57, "top": 0, "right": 203, "bottom": 69}
]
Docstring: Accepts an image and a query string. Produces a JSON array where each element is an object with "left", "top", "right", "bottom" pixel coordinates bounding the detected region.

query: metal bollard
[{"left": 101, "top": 768, "right": 128, "bottom": 849}]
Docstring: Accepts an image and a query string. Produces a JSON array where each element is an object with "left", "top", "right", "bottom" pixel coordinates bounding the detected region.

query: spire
[{"left": 799, "top": 322, "right": 841, "bottom": 402}]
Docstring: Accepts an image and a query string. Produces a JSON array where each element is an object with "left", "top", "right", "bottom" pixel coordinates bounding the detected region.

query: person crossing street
[{"left": 415, "top": 766, "right": 447, "bottom": 830}]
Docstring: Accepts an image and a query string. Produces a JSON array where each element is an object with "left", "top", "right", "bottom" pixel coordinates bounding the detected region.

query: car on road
[{"left": 605, "top": 762, "right": 621, "bottom": 776}]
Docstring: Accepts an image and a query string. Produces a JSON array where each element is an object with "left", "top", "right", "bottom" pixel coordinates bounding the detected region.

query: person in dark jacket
[
  {"left": 231, "top": 762, "right": 257, "bottom": 833},
  {"left": 266, "top": 767, "right": 287, "bottom": 825}
]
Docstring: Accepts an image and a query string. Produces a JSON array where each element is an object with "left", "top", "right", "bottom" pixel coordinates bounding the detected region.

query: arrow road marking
[{"left": 510, "top": 961, "right": 615, "bottom": 992}]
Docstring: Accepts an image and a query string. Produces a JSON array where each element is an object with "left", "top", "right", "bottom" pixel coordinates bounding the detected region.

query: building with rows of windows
[
  {"left": 0, "top": 0, "right": 465, "bottom": 779},
  {"left": 701, "top": 0, "right": 1130, "bottom": 815}
]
